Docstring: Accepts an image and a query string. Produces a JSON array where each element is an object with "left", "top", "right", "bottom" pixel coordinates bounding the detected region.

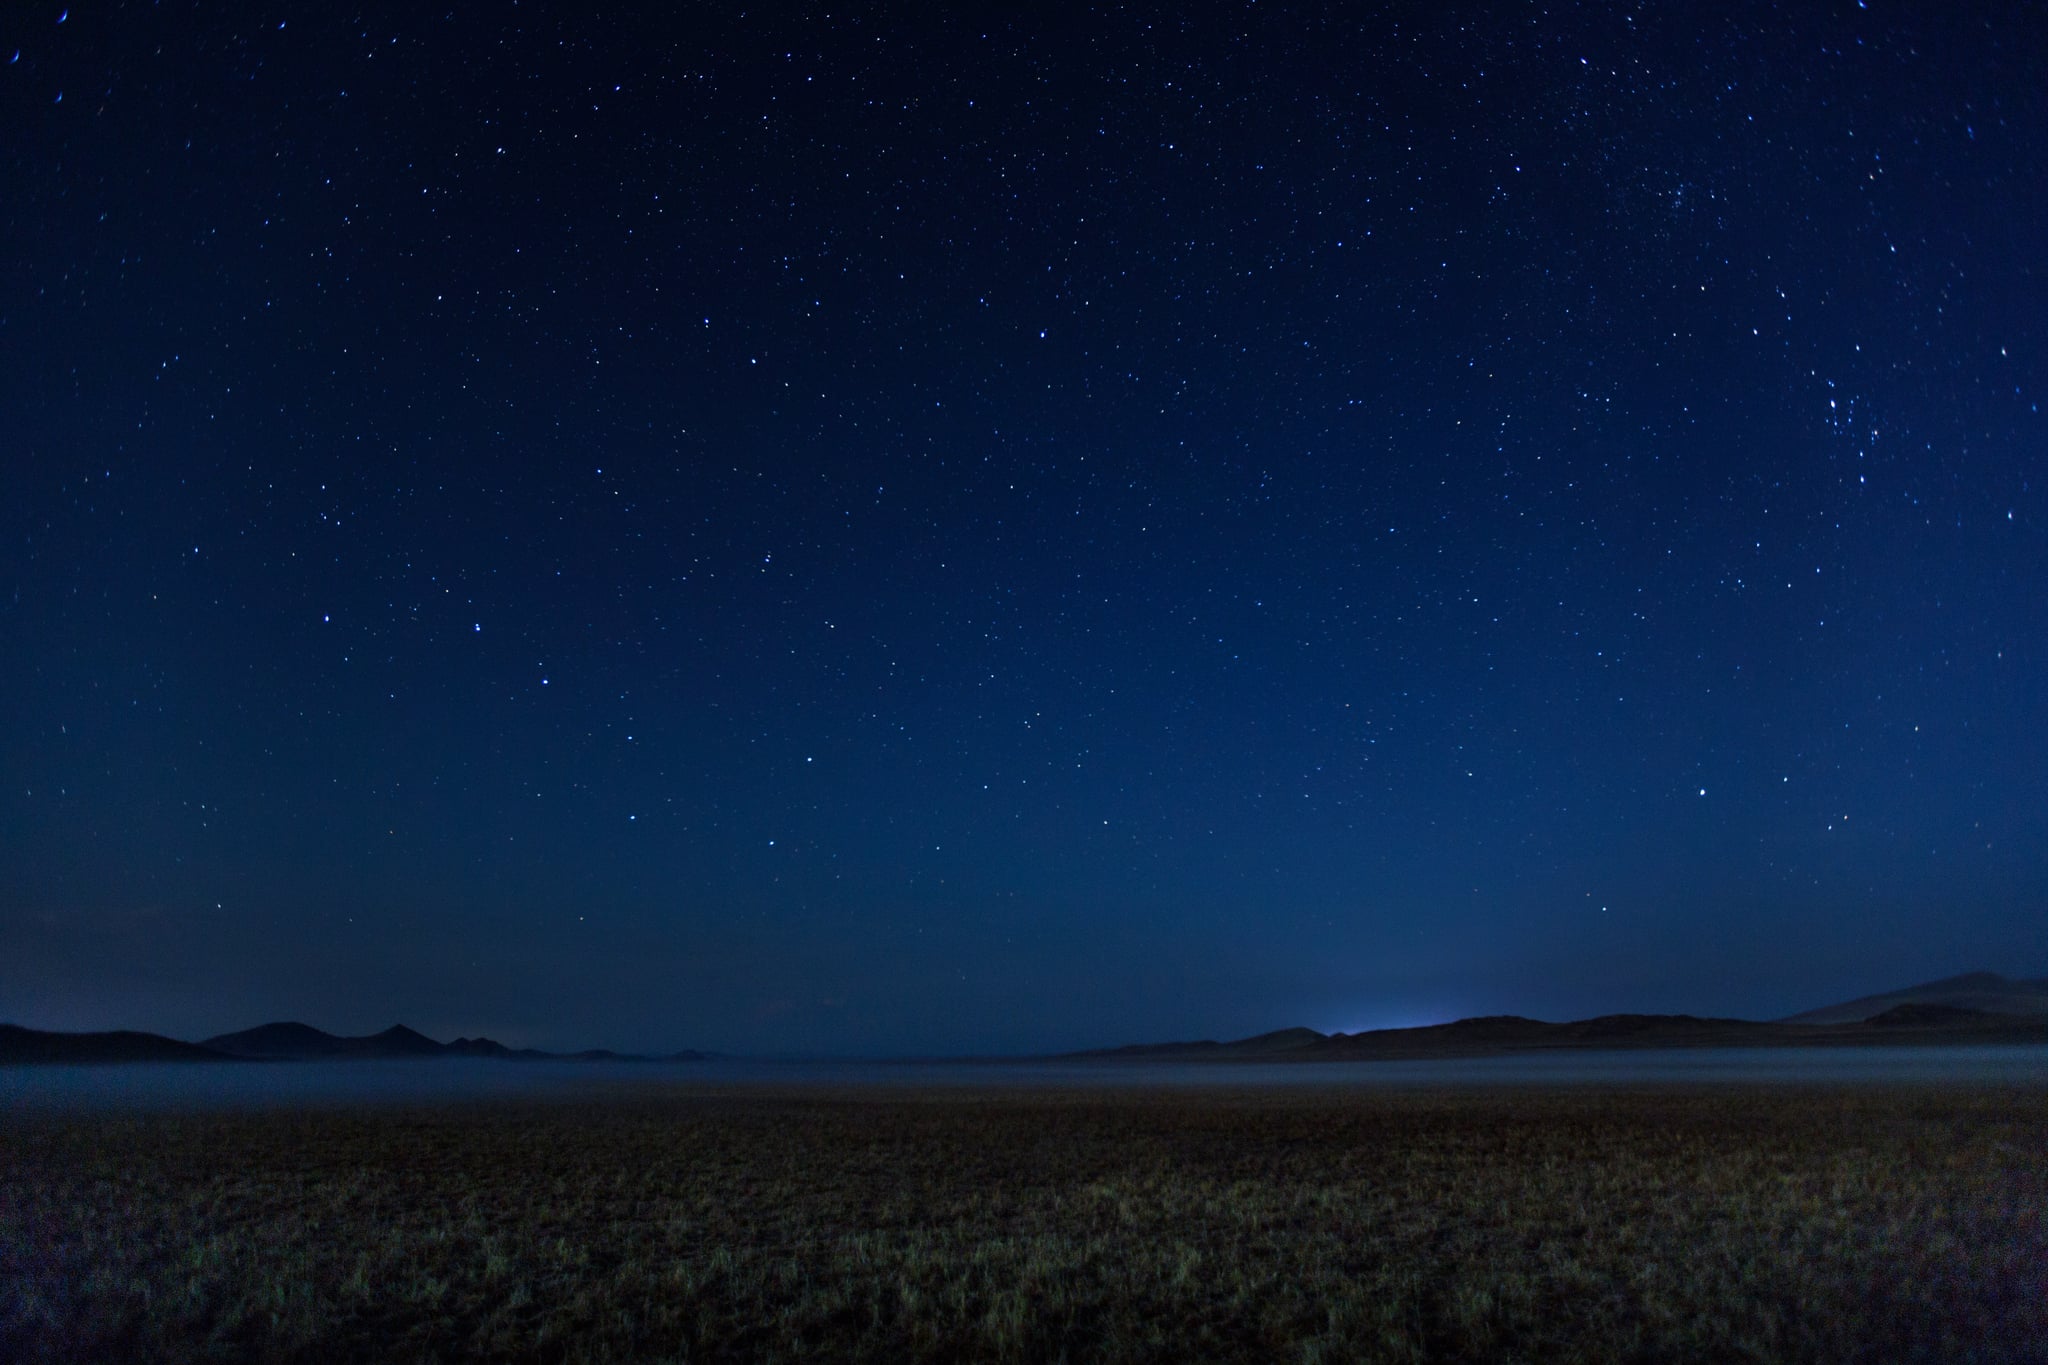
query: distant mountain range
[
  {"left": 197, "top": 1021, "right": 674, "bottom": 1063},
  {"left": 1058, "top": 971, "right": 2048, "bottom": 1063},
  {"left": 0, "top": 1025, "right": 231, "bottom": 1066},
  {"left": 0, "top": 1020, "right": 714, "bottom": 1066},
  {"left": 4, "top": 971, "right": 2044, "bottom": 1065},
  {"left": 1777, "top": 970, "right": 2048, "bottom": 1025}
]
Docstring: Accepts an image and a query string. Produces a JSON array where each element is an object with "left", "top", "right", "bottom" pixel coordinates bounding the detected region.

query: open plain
[{"left": 3, "top": 1078, "right": 2043, "bottom": 1362}]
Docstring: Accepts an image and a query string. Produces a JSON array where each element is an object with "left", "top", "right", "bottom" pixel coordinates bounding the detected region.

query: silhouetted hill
[
  {"left": 201, "top": 1022, "right": 688, "bottom": 1062},
  {"left": 1063, "top": 1014, "right": 1774, "bottom": 1062},
  {"left": 199, "top": 1022, "right": 347, "bottom": 1058},
  {"left": 1312, "top": 1014, "right": 1789, "bottom": 1059},
  {"left": 370, "top": 1024, "right": 447, "bottom": 1056},
  {"left": 1862, "top": 1003, "right": 1996, "bottom": 1028},
  {"left": 445, "top": 1036, "right": 552, "bottom": 1059},
  {"left": 0, "top": 1024, "right": 233, "bottom": 1065},
  {"left": 1078, "top": 1026, "right": 1327, "bottom": 1060},
  {"left": 204, "top": 1022, "right": 454, "bottom": 1059},
  {"left": 2, "top": 1019, "right": 717, "bottom": 1066},
  {"left": 1780, "top": 971, "right": 2048, "bottom": 1025},
  {"left": 1060, "top": 985, "right": 2047, "bottom": 1063}
]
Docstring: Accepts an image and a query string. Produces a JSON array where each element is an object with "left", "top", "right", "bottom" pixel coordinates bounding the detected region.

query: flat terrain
[{"left": 3, "top": 1084, "right": 2043, "bottom": 1362}]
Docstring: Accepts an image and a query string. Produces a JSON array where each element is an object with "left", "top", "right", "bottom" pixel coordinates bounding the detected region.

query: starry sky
[{"left": 3, "top": 2, "right": 2043, "bottom": 1056}]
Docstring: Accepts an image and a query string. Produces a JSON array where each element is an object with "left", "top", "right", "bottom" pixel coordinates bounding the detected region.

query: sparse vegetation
[{"left": 3, "top": 1083, "right": 2042, "bottom": 1362}]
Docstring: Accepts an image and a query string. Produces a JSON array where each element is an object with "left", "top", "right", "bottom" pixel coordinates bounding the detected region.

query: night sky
[{"left": 4, "top": 2, "right": 2043, "bottom": 1056}]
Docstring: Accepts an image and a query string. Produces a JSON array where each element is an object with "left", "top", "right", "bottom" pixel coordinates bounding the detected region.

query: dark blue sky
[{"left": 4, "top": 1, "right": 2043, "bottom": 1054}]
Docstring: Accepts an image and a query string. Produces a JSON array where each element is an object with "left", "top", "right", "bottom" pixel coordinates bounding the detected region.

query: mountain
[
  {"left": 1064, "top": 1014, "right": 1781, "bottom": 1062},
  {"left": 1075, "top": 1027, "right": 1327, "bottom": 1060},
  {"left": 1061, "top": 979, "right": 2048, "bottom": 1063},
  {"left": 1308, "top": 1013, "right": 1804, "bottom": 1059},
  {"left": 199, "top": 1022, "right": 681, "bottom": 1062},
  {"left": 202, "top": 1022, "right": 453, "bottom": 1059},
  {"left": 0, "top": 1024, "right": 234, "bottom": 1065},
  {"left": 1862, "top": 1003, "right": 1999, "bottom": 1027},
  {"left": 445, "top": 1036, "right": 552, "bottom": 1059},
  {"left": 1779, "top": 971, "right": 2048, "bottom": 1025},
  {"left": 2, "top": 1019, "right": 718, "bottom": 1066},
  {"left": 12, "top": 972, "right": 2039, "bottom": 1069}
]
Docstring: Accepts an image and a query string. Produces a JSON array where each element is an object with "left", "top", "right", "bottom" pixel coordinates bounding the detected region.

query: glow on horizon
[{"left": 1322, "top": 1005, "right": 1494, "bottom": 1036}]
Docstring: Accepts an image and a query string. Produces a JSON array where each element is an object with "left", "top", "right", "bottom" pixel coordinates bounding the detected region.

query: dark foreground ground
[{"left": 3, "top": 1084, "right": 2043, "bottom": 1362}]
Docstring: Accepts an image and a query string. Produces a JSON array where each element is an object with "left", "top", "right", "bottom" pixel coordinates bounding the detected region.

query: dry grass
[{"left": 2, "top": 1083, "right": 2043, "bottom": 1362}]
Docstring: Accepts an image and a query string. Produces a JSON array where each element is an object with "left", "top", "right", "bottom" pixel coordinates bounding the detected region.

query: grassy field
[{"left": 2, "top": 1083, "right": 2042, "bottom": 1362}]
